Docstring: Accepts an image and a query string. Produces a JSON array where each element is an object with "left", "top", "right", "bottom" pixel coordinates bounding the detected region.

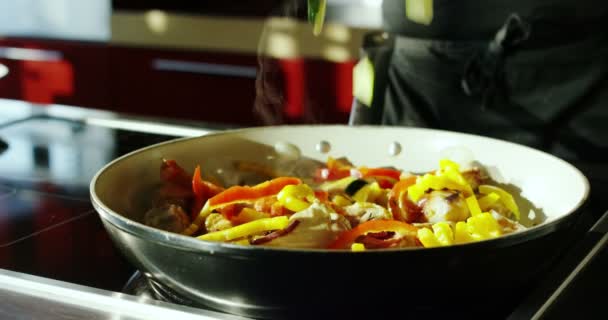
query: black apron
[{"left": 349, "top": 7, "right": 608, "bottom": 216}]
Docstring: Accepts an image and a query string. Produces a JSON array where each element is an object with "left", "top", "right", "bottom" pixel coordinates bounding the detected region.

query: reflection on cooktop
[
  {"left": 0, "top": 186, "right": 92, "bottom": 247},
  {"left": 0, "top": 116, "right": 177, "bottom": 188},
  {"left": 0, "top": 115, "right": 179, "bottom": 292}
]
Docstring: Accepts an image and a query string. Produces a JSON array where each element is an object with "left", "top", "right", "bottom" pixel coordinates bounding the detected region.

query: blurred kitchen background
[{"left": 0, "top": 0, "right": 383, "bottom": 126}]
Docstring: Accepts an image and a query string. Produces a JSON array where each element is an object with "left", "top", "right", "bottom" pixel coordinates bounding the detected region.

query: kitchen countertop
[
  {"left": 0, "top": 269, "right": 246, "bottom": 320},
  {"left": 0, "top": 98, "right": 236, "bottom": 134},
  {"left": 0, "top": 98, "right": 241, "bottom": 320}
]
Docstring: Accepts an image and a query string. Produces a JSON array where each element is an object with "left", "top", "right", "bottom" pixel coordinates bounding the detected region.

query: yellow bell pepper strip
[
  {"left": 329, "top": 219, "right": 418, "bottom": 249},
  {"left": 250, "top": 220, "right": 301, "bottom": 245},
  {"left": 232, "top": 208, "right": 271, "bottom": 225},
  {"left": 432, "top": 222, "right": 454, "bottom": 245},
  {"left": 318, "top": 176, "right": 356, "bottom": 192},
  {"left": 417, "top": 228, "right": 442, "bottom": 248},
  {"left": 418, "top": 212, "right": 503, "bottom": 248},
  {"left": 277, "top": 184, "right": 316, "bottom": 212},
  {"left": 408, "top": 159, "right": 474, "bottom": 203},
  {"left": 478, "top": 192, "right": 501, "bottom": 211},
  {"left": 182, "top": 177, "right": 301, "bottom": 236},
  {"left": 332, "top": 195, "right": 352, "bottom": 207},
  {"left": 198, "top": 216, "right": 289, "bottom": 242},
  {"left": 478, "top": 185, "right": 521, "bottom": 220},
  {"left": 439, "top": 159, "right": 474, "bottom": 194},
  {"left": 351, "top": 243, "right": 366, "bottom": 252},
  {"left": 417, "top": 222, "right": 454, "bottom": 247},
  {"left": 231, "top": 239, "right": 251, "bottom": 246},
  {"left": 465, "top": 195, "right": 482, "bottom": 216},
  {"left": 466, "top": 212, "right": 502, "bottom": 240},
  {"left": 352, "top": 182, "right": 383, "bottom": 203},
  {"left": 209, "top": 177, "right": 302, "bottom": 208},
  {"left": 454, "top": 221, "right": 474, "bottom": 244},
  {"left": 439, "top": 159, "right": 459, "bottom": 171},
  {"left": 408, "top": 174, "right": 468, "bottom": 202}
]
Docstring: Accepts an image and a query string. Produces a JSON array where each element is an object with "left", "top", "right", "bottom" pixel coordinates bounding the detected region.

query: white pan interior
[{"left": 93, "top": 125, "right": 589, "bottom": 229}]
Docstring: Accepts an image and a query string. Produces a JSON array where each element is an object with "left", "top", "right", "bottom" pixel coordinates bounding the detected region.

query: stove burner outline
[{"left": 0, "top": 210, "right": 93, "bottom": 248}]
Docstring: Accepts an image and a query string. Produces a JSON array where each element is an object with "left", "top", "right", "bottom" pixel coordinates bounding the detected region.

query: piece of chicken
[
  {"left": 265, "top": 203, "right": 351, "bottom": 249},
  {"left": 205, "top": 213, "right": 233, "bottom": 233},
  {"left": 418, "top": 190, "right": 470, "bottom": 223},
  {"left": 491, "top": 210, "right": 526, "bottom": 234},
  {"left": 343, "top": 202, "right": 392, "bottom": 227}
]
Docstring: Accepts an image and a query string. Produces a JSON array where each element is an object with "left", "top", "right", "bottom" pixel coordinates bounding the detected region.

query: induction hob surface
[{"left": 0, "top": 114, "right": 181, "bottom": 291}]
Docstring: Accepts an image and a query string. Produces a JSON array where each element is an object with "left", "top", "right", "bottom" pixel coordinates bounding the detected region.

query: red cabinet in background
[
  {"left": 108, "top": 46, "right": 260, "bottom": 126},
  {"left": 0, "top": 38, "right": 111, "bottom": 109},
  {"left": 0, "top": 38, "right": 353, "bottom": 126}
]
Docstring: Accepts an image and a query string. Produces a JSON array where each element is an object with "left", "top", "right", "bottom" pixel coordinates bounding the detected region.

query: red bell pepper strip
[
  {"left": 216, "top": 204, "right": 246, "bottom": 221},
  {"left": 208, "top": 177, "right": 302, "bottom": 208},
  {"left": 390, "top": 176, "right": 418, "bottom": 196},
  {"left": 158, "top": 159, "right": 193, "bottom": 205},
  {"left": 375, "top": 177, "right": 398, "bottom": 189},
  {"left": 183, "top": 177, "right": 302, "bottom": 236},
  {"left": 191, "top": 165, "right": 224, "bottom": 219},
  {"left": 359, "top": 167, "right": 402, "bottom": 180},
  {"left": 328, "top": 219, "right": 418, "bottom": 249},
  {"left": 314, "top": 190, "right": 329, "bottom": 202},
  {"left": 160, "top": 159, "right": 192, "bottom": 188},
  {"left": 387, "top": 176, "right": 422, "bottom": 222}
]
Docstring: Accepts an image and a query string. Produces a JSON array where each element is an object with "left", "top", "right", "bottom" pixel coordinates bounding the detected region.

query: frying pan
[{"left": 90, "top": 126, "right": 589, "bottom": 319}]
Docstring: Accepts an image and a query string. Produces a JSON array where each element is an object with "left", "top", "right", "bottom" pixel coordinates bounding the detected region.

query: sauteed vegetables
[{"left": 144, "top": 158, "right": 526, "bottom": 250}]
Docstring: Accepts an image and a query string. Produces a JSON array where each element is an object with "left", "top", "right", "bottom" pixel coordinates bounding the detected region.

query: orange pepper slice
[
  {"left": 208, "top": 177, "right": 302, "bottom": 207},
  {"left": 328, "top": 219, "right": 418, "bottom": 249}
]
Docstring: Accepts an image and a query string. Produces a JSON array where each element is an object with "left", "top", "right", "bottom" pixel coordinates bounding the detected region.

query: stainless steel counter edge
[
  {"left": 0, "top": 98, "right": 230, "bottom": 136},
  {"left": 0, "top": 268, "right": 249, "bottom": 320}
]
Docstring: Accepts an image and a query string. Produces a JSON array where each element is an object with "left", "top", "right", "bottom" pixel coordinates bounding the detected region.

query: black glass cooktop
[{"left": 0, "top": 115, "right": 178, "bottom": 291}]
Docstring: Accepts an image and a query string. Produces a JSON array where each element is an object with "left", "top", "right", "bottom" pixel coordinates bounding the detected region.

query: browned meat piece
[{"left": 144, "top": 204, "right": 191, "bottom": 233}]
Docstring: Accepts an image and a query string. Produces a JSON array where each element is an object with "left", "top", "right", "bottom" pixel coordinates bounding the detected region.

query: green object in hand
[
  {"left": 308, "top": 0, "right": 327, "bottom": 36},
  {"left": 405, "top": 0, "right": 434, "bottom": 25}
]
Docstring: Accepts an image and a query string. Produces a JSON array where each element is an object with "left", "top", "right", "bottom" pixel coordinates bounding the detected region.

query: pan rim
[{"left": 90, "top": 125, "right": 590, "bottom": 255}]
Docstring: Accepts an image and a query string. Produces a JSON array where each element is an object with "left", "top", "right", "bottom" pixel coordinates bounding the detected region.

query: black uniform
[{"left": 350, "top": 0, "right": 608, "bottom": 216}]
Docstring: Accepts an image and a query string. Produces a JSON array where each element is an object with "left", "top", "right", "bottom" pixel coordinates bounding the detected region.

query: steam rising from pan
[{"left": 254, "top": 0, "right": 320, "bottom": 125}]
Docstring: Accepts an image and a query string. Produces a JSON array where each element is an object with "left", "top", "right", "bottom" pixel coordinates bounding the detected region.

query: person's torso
[{"left": 382, "top": 0, "right": 608, "bottom": 40}]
